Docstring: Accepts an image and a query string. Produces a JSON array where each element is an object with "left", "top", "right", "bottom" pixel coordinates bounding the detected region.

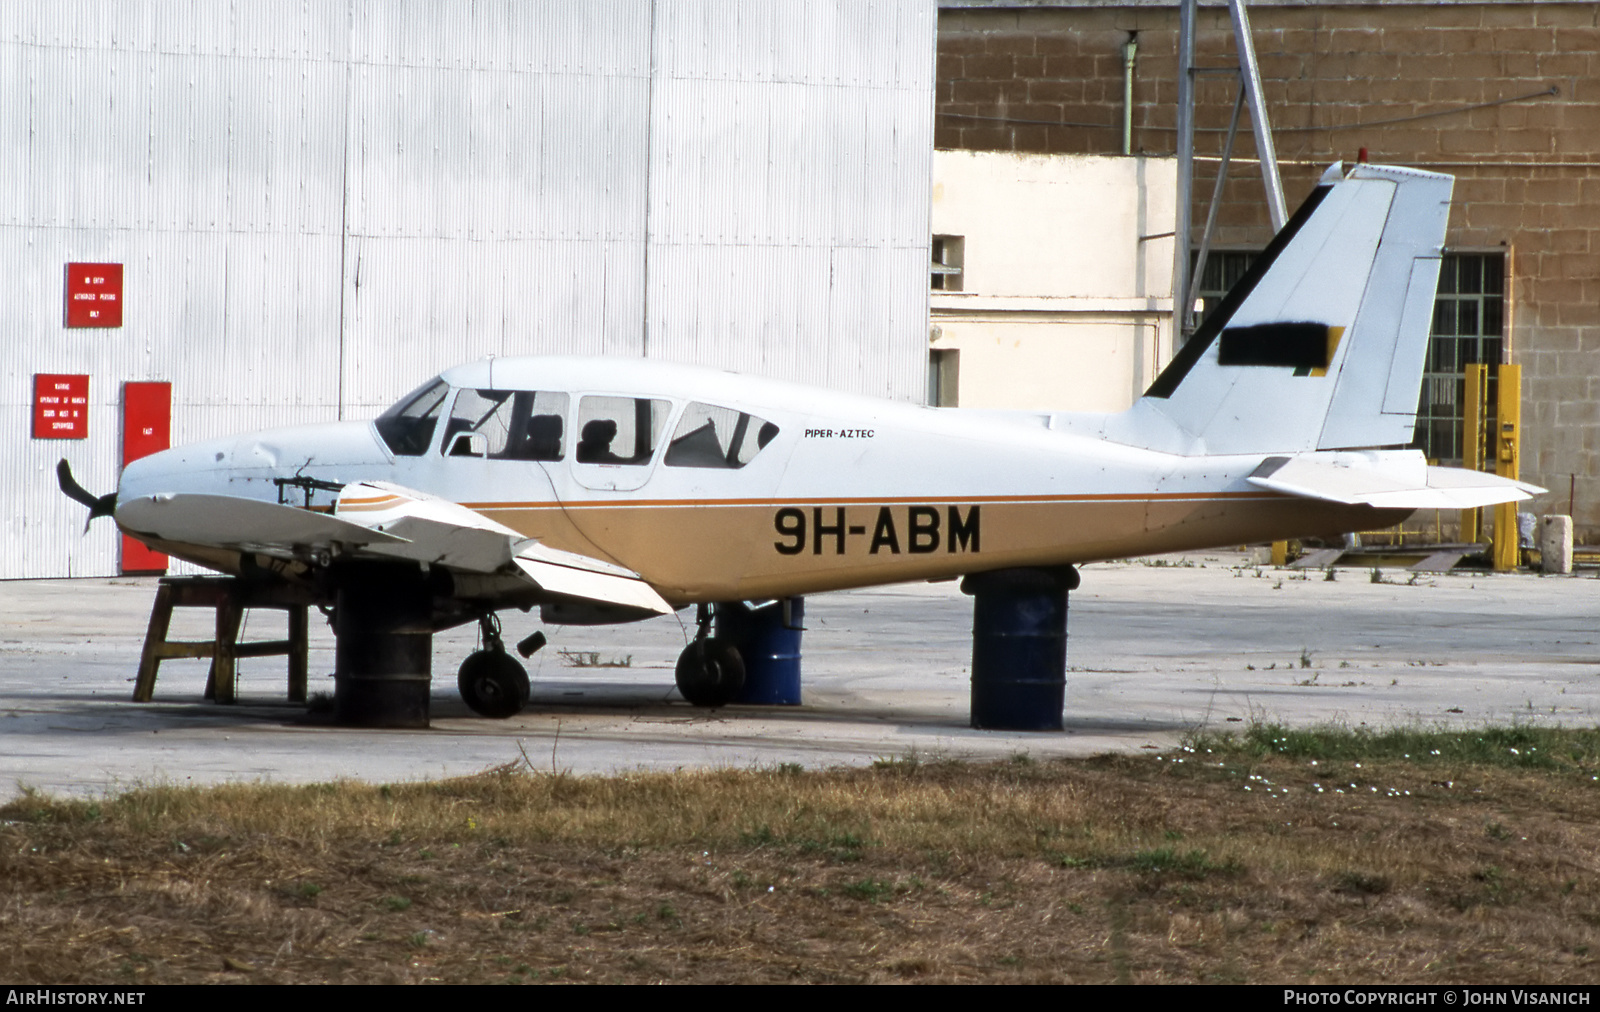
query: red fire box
[
  {"left": 32, "top": 374, "right": 89, "bottom": 439},
  {"left": 65, "top": 263, "right": 123, "bottom": 328},
  {"left": 121, "top": 381, "right": 172, "bottom": 573}
]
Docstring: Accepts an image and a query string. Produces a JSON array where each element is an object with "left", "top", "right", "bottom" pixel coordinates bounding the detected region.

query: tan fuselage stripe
[
  {"left": 458, "top": 495, "right": 1406, "bottom": 602},
  {"left": 145, "top": 494, "right": 1407, "bottom": 607}
]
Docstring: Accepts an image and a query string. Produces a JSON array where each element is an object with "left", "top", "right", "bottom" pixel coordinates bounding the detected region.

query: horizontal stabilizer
[{"left": 1248, "top": 454, "right": 1542, "bottom": 510}]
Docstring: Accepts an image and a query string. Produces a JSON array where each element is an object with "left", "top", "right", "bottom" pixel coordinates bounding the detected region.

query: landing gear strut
[
  {"left": 675, "top": 604, "right": 745, "bottom": 708},
  {"left": 457, "top": 613, "right": 530, "bottom": 719}
]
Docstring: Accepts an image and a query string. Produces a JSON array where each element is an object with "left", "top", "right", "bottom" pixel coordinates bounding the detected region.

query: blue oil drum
[
  {"left": 333, "top": 565, "right": 434, "bottom": 728},
  {"left": 961, "top": 568, "right": 1078, "bottom": 731},
  {"left": 716, "top": 598, "right": 804, "bottom": 705}
]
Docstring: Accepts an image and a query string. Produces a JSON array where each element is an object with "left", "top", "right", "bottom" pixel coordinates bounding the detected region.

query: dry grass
[{"left": 5, "top": 725, "right": 1600, "bottom": 984}]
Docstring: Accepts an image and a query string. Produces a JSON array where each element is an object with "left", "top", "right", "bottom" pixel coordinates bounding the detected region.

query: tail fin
[{"left": 1136, "top": 162, "right": 1451, "bottom": 456}]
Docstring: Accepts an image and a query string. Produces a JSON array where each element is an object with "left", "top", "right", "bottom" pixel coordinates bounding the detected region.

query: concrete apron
[{"left": 1, "top": 550, "right": 1597, "bottom": 800}]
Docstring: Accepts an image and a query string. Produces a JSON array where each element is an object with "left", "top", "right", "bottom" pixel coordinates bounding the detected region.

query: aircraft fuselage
[{"left": 118, "top": 356, "right": 1407, "bottom": 606}]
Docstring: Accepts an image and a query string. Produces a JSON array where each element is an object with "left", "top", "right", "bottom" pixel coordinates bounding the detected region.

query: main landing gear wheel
[
  {"left": 675, "top": 637, "right": 746, "bottom": 708},
  {"left": 458, "top": 649, "right": 529, "bottom": 718}
]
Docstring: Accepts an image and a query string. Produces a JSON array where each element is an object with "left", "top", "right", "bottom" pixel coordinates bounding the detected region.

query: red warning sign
[
  {"left": 32, "top": 374, "right": 89, "bottom": 439},
  {"left": 65, "top": 263, "right": 123, "bottom": 328}
]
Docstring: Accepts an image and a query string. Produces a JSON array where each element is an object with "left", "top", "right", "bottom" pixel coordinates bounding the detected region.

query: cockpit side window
[
  {"left": 375, "top": 378, "right": 449, "bottom": 456},
  {"left": 664, "top": 402, "right": 780, "bottom": 469},
  {"left": 441, "top": 389, "right": 569, "bottom": 461},
  {"left": 575, "top": 396, "right": 671, "bottom": 465}
]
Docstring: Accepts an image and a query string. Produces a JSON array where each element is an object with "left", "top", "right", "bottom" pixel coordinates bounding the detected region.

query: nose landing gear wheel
[
  {"left": 674, "top": 638, "right": 745, "bottom": 708},
  {"left": 458, "top": 649, "right": 530, "bottom": 718}
]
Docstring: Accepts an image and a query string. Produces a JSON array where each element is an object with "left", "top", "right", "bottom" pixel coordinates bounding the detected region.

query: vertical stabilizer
[{"left": 1133, "top": 163, "right": 1452, "bottom": 456}]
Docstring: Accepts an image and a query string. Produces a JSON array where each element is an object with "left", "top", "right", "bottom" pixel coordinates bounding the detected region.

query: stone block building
[{"left": 938, "top": 0, "right": 1600, "bottom": 541}]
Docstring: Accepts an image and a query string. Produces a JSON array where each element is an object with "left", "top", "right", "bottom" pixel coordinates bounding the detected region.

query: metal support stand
[
  {"left": 1174, "top": 0, "right": 1287, "bottom": 344},
  {"left": 333, "top": 565, "right": 434, "bottom": 728},
  {"left": 961, "top": 568, "right": 1079, "bottom": 731},
  {"left": 134, "top": 576, "right": 311, "bottom": 704},
  {"left": 1173, "top": 0, "right": 1196, "bottom": 339},
  {"left": 716, "top": 598, "right": 805, "bottom": 705},
  {"left": 1228, "top": 0, "right": 1286, "bottom": 230}
]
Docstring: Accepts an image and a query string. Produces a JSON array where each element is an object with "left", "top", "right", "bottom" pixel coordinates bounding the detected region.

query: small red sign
[
  {"left": 122, "top": 381, "right": 172, "bottom": 574},
  {"left": 32, "top": 374, "right": 89, "bottom": 439},
  {"left": 65, "top": 263, "right": 123, "bottom": 328},
  {"left": 122, "top": 382, "right": 171, "bottom": 466}
]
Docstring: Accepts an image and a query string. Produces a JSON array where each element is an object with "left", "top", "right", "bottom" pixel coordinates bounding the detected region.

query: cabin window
[
  {"left": 375, "top": 378, "right": 449, "bottom": 456},
  {"left": 441, "top": 389, "right": 569, "bottom": 461},
  {"left": 664, "top": 403, "right": 780, "bottom": 469},
  {"left": 574, "top": 396, "right": 672, "bottom": 465}
]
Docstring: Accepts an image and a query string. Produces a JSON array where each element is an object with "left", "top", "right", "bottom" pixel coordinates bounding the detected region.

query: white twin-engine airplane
[{"left": 64, "top": 162, "right": 1538, "bottom": 717}]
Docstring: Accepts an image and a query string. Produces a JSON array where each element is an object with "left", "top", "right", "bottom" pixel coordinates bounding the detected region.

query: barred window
[
  {"left": 1413, "top": 253, "right": 1505, "bottom": 464},
  {"left": 1191, "top": 249, "right": 1258, "bottom": 325},
  {"left": 931, "top": 235, "right": 964, "bottom": 292}
]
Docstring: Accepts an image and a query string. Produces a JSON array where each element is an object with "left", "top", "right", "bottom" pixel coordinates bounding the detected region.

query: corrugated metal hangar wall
[{"left": 5, "top": 0, "right": 936, "bottom": 579}]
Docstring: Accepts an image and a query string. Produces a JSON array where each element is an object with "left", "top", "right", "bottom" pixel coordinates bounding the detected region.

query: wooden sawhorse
[{"left": 133, "top": 577, "right": 314, "bottom": 704}]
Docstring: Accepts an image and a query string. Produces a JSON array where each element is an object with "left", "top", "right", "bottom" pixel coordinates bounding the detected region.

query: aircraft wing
[
  {"left": 1247, "top": 455, "right": 1542, "bottom": 510},
  {"left": 333, "top": 482, "right": 526, "bottom": 571},
  {"left": 335, "top": 481, "right": 673, "bottom": 614},
  {"left": 117, "top": 482, "right": 673, "bottom": 616},
  {"left": 115, "top": 493, "right": 409, "bottom": 556}
]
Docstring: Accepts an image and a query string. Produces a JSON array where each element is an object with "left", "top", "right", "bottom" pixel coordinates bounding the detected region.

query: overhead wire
[{"left": 936, "top": 84, "right": 1560, "bottom": 134}]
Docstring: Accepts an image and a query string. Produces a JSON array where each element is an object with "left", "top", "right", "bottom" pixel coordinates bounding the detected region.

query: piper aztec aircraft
[{"left": 61, "top": 162, "right": 1538, "bottom": 717}]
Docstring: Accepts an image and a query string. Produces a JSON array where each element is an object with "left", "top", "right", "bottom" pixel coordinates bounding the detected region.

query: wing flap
[
  {"left": 1248, "top": 454, "right": 1542, "bottom": 510},
  {"left": 336, "top": 482, "right": 673, "bottom": 614},
  {"left": 337, "top": 482, "right": 522, "bottom": 572},
  {"left": 514, "top": 553, "right": 674, "bottom": 615}
]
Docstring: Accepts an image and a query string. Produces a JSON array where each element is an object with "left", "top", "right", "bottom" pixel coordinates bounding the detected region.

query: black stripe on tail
[{"left": 1145, "top": 183, "right": 1332, "bottom": 399}]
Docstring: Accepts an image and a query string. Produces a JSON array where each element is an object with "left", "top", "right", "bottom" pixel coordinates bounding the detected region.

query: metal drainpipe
[{"left": 1122, "top": 34, "right": 1138, "bottom": 155}]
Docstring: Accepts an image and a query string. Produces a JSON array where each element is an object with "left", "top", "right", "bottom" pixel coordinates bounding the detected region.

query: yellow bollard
[
  {"left": 1461, "top": 363, "right": 1488, "bottom": 544},
  {"left": 1491, "top": 363, "right": 1522, "bottom": 571}
]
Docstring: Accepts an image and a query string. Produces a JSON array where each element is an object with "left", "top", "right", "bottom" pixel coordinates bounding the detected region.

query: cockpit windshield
[{"left": 374, "top": 377, "right": 449, "bottom": 456}]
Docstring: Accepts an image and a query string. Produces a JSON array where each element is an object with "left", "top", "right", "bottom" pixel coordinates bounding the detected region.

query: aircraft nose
[
  {"left": 117, "top": 420, "right": 388, "bottom": 504},
  {"left": 117, "top": 439, "right": 232, "bottom": 502}
]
